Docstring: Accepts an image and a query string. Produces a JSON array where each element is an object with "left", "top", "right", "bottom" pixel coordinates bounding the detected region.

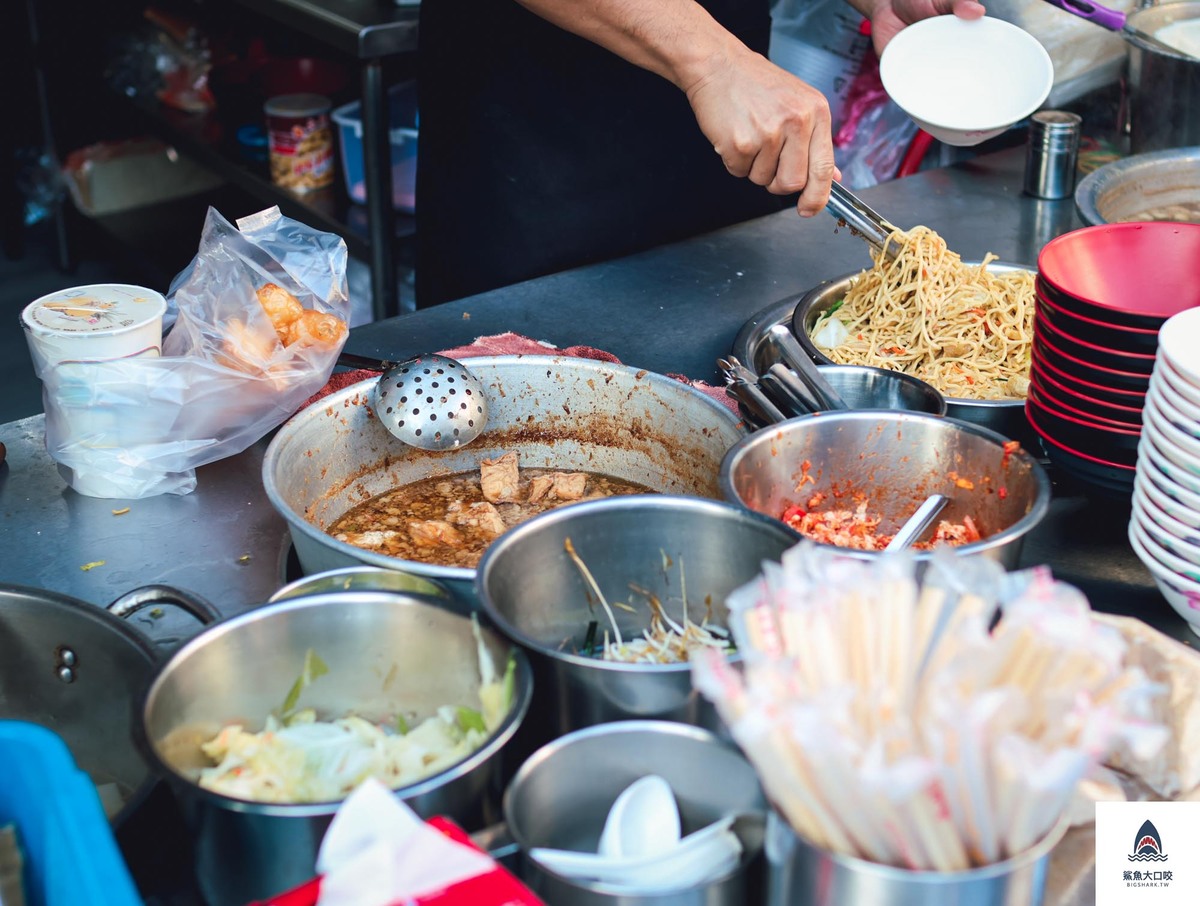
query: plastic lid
[
  {"left": 264, "top": 93, "right": 332, "bottom": 117},
  {"left": 22, "top": 284, "right": 167, "bottom": 337}
]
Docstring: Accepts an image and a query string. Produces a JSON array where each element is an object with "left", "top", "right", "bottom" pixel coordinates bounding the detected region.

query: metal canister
[{"left": 1023, "top": 111, "right": 1083, "bottom": 200}]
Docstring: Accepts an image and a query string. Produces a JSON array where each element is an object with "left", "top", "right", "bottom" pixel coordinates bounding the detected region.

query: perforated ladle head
[{"left": 370, "top": 354, "right": 489, "bottom": 450}]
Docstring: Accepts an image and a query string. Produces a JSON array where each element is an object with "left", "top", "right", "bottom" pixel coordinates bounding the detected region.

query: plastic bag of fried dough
[{"left": 39, "top": 205, "right": 349, "bottom": 498}]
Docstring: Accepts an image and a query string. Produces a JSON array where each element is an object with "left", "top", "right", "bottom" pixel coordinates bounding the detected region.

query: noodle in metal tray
[{"left": 815, "top": 226, "right": 1034, "bottom": 401}]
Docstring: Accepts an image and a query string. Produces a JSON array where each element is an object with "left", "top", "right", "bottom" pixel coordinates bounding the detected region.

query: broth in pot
[{"left": 328, "top": 451, "right": 654, "bottom": 568}]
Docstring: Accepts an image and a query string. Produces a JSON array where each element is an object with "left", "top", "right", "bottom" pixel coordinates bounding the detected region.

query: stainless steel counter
[
  {"left": 3, "top": 144, "right": 1181, "bottom": 644},
  {"left": 0, "top": 143, "right": 1189, "bottom": 903}
]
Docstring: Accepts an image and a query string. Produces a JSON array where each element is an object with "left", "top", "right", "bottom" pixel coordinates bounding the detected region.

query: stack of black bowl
[{"left": 1029, "top": 222, "right": 1200, "bottom": 497}]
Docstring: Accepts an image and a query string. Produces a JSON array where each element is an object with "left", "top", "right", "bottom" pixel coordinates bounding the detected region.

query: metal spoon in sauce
[
  {"left": 885, "top": 494, "right": 950, "bottom": 551},
  {"left": 337, "top": 352, "right": 489, "bottom": 451}
]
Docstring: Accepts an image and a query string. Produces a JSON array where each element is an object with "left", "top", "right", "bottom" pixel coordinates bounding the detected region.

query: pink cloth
[{"left": 308, "top": 332, "right": 738, "bottom": 415}]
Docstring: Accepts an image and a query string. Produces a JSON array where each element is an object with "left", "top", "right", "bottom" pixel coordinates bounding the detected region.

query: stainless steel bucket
[
  {"left": 138, "top": 590, "right": 534, "bottom": 906},
  {"left": 1128, "top": 2, "right": 1200, "bottom": 153},
  {"left": 475, "top": 495, "right": 800, "bottom": 740},
  {"left": 504, "top": 721, "right": 768, "bottom": 906},
  {"left": 765, "top": 810, "right": 1067, "bottom": 906}
]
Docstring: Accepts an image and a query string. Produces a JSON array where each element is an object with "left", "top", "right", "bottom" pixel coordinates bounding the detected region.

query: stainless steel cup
[
  {"left": 1024, "top": 111, "right": 1083, "bottom": 200},
  {"left": 504, "top": 720, "right": 768, "bottom": 906},
  {"left": 765, "top": 811, "right": 1067, "bottom": 906}
]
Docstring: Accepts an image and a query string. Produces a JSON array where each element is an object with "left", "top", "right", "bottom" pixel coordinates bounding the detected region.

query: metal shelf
[
  {"left": 226, "top": 0, "right": 419, "bottom": 59},
  {"left": 115, "top": 90, "right": 416, "bottom": 263}
]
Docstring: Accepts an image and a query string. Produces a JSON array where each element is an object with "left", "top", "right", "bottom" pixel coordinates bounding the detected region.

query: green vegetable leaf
[
  {"left": 817, "top": 299, "right": 845, "bottom": 321},
  {"left": 582, "top": 619, "right": 599, "bottom": 657},
  {"left": 281, "top": 648, "right": 330, "bottom": 716},
  {"left": 456, "top": 706, "right": 487, "bottom": 735},
  {"left": 395, "top": 712, "right": 410, "bottom": 735}
]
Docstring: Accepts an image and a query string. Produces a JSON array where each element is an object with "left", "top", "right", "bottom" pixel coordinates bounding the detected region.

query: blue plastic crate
[
  {"left": 0, "top": 721, "right": 141, "bottom": 906},
  {"left": 331, "top": 81, "right": 418, "bottom": 212}
]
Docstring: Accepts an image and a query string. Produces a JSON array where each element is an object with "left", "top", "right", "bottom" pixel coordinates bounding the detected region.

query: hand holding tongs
[{"left": 825, "top": 182, "right": 900, "bottom": 262}]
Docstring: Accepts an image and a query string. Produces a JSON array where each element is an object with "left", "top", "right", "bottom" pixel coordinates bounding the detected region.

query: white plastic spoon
[
  {"left": 597, "top": 774, "right": 681, "bottom": 859},
  {"left": 530, "top": 814, "right": 740, "bottom": 888}
]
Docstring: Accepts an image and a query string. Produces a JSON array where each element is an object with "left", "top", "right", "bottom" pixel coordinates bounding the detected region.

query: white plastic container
[
  {"left": 22, "top": 284, "right": 168, "bottom": 498},
  {"left": 21, "top": 283, "right": 167, "bottom": 372},
  {"left": 331, "top": 81, "right": 418, "bottom": 212}
]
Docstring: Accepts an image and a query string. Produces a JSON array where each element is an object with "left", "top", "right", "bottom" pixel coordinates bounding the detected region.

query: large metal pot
[
  {"left": 138, "top": 590, "right": 534, "bottom": 906},
  {"left": 475, "top": 495, "right": 800, "bottom": 741},
  {"left": 1128, "top": 2, "right": 1200, "bottom": 153},
  {"left": 0, "top": 584, "right": 217, "bottom": 826},
  {"left": 1075, "top": 146, "right": 1200, "bottom": 225},
  {"left": 262, "top": 355, "right": 745, "bottom": 601},
  {"left": 719, "top": 411, "right": 1051, "bottom": 569}
]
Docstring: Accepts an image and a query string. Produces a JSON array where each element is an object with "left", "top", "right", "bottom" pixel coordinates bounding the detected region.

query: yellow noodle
[{"left": 819, "top": 226, "right": 1035, "bottom": 401}]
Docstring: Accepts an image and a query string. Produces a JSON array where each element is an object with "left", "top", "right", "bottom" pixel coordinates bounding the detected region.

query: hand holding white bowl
[{"left": 879, "top": 16, "right": 1054, "bottom": 146}]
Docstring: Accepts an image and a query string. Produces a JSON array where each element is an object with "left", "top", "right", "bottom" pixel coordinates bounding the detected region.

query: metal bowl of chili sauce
[{"left": 718, "top": 410, "right": 1050, "bottom": 568}]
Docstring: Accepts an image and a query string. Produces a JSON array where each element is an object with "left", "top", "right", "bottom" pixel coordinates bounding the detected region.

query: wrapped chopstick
[{"left": 694, "top": 541, "right": 1170, "bottom": 872}]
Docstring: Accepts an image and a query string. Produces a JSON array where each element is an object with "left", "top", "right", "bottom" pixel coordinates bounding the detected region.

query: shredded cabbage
[{"left": 195, "top": 621, "right": 514, "bottom": 804}]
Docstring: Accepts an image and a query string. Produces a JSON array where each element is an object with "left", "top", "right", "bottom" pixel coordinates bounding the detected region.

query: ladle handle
[
  {"left": 336, "top": 351, "right": 391, "bottom": 372},
  {"left": 1039, "top": 0, "right": 1126, "bottom": 31},
  {"left": 767, "top": 325, "right": 850, "bottom": 411}
]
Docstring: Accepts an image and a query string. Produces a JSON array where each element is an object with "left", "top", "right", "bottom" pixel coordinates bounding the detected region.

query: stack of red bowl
[{"left": 1030, "top": 222, "right": 1200, "bottom": 497}]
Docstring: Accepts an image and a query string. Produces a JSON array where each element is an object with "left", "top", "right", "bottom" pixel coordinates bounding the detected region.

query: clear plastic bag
[{"left": 39, "top": 206, "right": 349, "bottom": 498}]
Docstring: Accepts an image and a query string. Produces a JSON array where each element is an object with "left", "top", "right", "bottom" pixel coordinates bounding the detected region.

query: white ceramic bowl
[
  {"left": 1130, "top": 515, "right": 1200, "bottom": 585},
  {"left": 1158, "top": 307, "right": 1200, "bottom": 386},
  {"left": 1136, "top": 468, "right": 1200, "bottom": 530},
  {"left": 1137, "top": 492, "right": 1200, "bottom": 550},
  {"left": 1133, "top": 500, "right": 1200, "bottom": 568},
  {"left": 879, "top": 16, "right": 1053, "bottom": 147},
  {"left": 1157, "top": 357, "right": 1200, "bottom": 408},
  {"left": 1146, "top": 386, "right": 1200, "bottom": 443},
  {"left": 1143, "top": 402, "right": 1200, "bottom": 476},
  {"left": 1151, "top": 367, "right": 1200, "bottom": 425},
  {"left": 1139, "top": 444, "right": 1200, "bottom": 511},
  {"left": 1127, "top": 522, "right": 1200, "bottom": 637},
  {"left": 1138, "top": 431, "right": 1200, "bottom": 496}
]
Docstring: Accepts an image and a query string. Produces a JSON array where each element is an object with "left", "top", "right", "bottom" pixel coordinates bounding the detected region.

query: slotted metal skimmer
[{"left": 371, "top": 353, "right": 489, "bottom": 451}]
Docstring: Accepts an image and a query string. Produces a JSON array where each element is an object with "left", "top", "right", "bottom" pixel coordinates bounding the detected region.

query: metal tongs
[
  {"left": 718, "top": 356, "right": 787, "bottom": 426},
  {"left": 826, "top": 182, "right": 900, "bottom": 262}
]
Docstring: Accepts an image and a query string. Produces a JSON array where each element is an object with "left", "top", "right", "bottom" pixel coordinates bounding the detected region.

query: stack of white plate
[{"left": 1129, "top": 307, "right": 1200, "bottom": 637}]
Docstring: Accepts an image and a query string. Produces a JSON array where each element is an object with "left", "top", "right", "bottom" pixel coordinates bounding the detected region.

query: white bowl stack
[{"left": 1129, "top": 307, "right": 1200, "bottom": 637}]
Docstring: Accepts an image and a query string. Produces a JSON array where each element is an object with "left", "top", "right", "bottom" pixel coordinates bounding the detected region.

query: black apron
[{"left": 415, "top": 0, "right": 785, "bottom": 307}]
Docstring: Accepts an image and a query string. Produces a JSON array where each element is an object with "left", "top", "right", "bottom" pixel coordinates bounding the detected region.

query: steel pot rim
[
  {"left": 719, "top": 410, "right": 1052, "bottom": 561},
  {"left": 136, "top": 590, "right": 535, "bottom": 818}
]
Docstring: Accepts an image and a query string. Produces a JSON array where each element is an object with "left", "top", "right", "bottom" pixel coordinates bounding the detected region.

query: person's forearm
[{"left": 512, "top": 0, "right": 750, "bottom": 92}]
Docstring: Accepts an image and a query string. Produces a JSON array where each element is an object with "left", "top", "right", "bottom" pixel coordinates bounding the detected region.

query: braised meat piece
[
  {"left": 480, "top": 452, "right": 520, "bottom": 502},
  {"left": 447, "top": 501, "right": 507, "bottom": 538},
  {"left": 527, "top": 472, "right": 588, "bottom": 503},
  {"left": 408, "top": 520, "right": 465, "bottom": 548}
]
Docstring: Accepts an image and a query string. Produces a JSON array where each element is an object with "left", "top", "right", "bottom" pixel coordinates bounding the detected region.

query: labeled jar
[{"left": 264, "top": 93, "right": 335, "bottom": 193}]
